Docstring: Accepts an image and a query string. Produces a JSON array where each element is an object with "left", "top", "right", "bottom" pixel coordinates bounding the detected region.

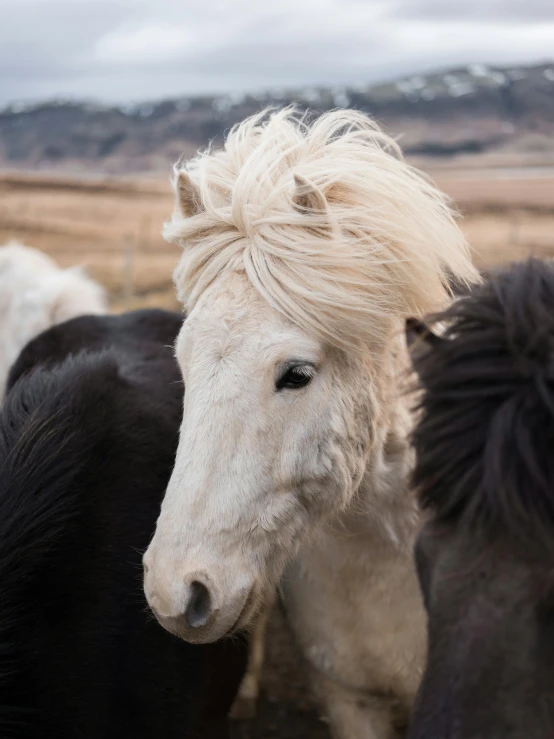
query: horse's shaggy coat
[
  {"left": 408, "top": 258, "right": 554, "bottom": 739},
  {"left": 0, "top": 310, "right": 247, "bottom": 739},
  {"left": 0, "top": 241, "right": 107, "bottom": 399},
  {"left": 146, "top": 108, "right": 479, "bottom": 738}
]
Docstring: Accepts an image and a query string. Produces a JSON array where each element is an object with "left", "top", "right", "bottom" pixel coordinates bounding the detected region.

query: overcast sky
[{"left": 1, "top": 0, "right": 553, "bottom": 106}]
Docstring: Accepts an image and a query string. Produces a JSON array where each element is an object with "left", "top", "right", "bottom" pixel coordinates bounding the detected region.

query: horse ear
[
  {"left": 292, "top": 174, "right": 328, "bottom": 215},
  {"left": 406, "top": 318, "right": 443, "bottom": 371},
  {"left": 176, "top": 171, "right": 203, "bottom": 218},
  {"left": 405, "top": 318, "right": 441, "bottom": 349}
]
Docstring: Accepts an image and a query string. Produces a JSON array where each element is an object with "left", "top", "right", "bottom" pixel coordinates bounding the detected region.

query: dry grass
[
  {"left": 433, "top": 170, "right": 554, "bottom": 271},
  {"left": 0, "top": 171, "right": 181, "bottom": 311},
  {"left": 434, "top": 171, "right": 554, "bottom": 213},
  {"left": 1, "top": 168, "right": 554, "bottom": 313}
]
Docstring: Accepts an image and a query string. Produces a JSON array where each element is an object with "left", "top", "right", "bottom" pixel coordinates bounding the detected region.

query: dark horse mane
[{"left": 411, "top": 258, "right": 554, "bottom": 547}]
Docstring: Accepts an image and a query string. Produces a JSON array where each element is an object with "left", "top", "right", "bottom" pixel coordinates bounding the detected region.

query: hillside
[{"left": 1, "top": 61, "right": 553, "bottom": 173}]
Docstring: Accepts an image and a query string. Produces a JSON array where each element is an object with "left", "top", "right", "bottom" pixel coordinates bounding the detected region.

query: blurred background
[{"left": 0, "top": 2, "right": 552, "bottom": 733}]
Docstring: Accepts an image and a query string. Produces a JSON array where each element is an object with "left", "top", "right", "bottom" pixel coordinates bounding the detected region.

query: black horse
[
  {"left": 406, "top": 259, "right": 554, "bottom": 739},
  {"left": 1, "top": 309, "right": 247, "bottom": 739}
]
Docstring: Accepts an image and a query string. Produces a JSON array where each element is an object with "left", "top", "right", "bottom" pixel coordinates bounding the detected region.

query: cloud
[
  {"left": 0, "top": 0, "right": 552, "bottom": 105},
  {"left": 385, "top": 0, "right": 554, "bottom": 22}
]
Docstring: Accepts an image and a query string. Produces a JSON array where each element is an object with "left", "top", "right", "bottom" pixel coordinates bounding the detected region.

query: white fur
[
  {"left": 144, "top": 109, "right": 479, "bottom": 738},
  {"left": 0, "top": 241, "right": 107, "bottom": 398}
]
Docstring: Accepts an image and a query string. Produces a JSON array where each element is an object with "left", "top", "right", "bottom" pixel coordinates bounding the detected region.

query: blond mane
[{"left": 165, "top": 107, "right": 478, "bottom": 352}]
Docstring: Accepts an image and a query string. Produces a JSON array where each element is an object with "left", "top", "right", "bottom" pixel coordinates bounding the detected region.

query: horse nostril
[{"left": 184, "top": 580, "right": 213, "bottom": 629}]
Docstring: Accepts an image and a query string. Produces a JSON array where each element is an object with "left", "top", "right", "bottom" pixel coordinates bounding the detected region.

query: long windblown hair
[
  {"left": 412, "top": 258, "right": 554, "bottom": 547},
  {"left": 165, "top": 108, "right": 478, "bottom": 352}
]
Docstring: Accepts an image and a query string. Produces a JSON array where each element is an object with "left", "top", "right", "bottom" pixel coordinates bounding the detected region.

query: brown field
[
  {"left": 1, "top": 165, "right": 553, "bottom": 738},
  {"left": 0, "top": 172, "right": 181, "bottom": 313},
  {"left": 434, "top": 168, "right": 554, "bottom": 269},
  {"left": 1, "top": 167, "right": 554, "bottom": 317}
]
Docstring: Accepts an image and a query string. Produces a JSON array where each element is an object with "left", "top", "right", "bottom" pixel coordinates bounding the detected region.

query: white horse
[
  {"left": 143, "top": 109, "right": 479, "bottom": 738},
  {"left": 0, "top": 241, "right": 107, "bottom": 398}
]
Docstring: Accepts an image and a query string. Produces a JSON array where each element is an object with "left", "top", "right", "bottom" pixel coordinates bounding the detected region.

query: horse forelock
[{"left": 165, "top": 107, "right": 479, "bottom": 354}]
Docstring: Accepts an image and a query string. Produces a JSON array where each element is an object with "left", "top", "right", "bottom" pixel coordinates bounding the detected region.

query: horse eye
[{"left": 276, "top": 364, "right": 315, "bottom": 391}]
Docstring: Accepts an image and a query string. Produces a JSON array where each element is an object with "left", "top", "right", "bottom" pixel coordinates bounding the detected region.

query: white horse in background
[
  {"left": 143, "top": 108, "right": 479, "bottom": 738},
  {"left": 0, "top": 241, "right": 107, "bottom": 398}
]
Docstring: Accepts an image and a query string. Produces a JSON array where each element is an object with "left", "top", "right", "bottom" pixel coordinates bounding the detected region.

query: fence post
[
  {"left": 509, "top": 211, "right": 520, "bottom": 247},
  {"left": 140, "top": 216, "right": 151, "bottom": 252},
  {"left": 123, "top": 234, "right": 134, "bottom": 305}
]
